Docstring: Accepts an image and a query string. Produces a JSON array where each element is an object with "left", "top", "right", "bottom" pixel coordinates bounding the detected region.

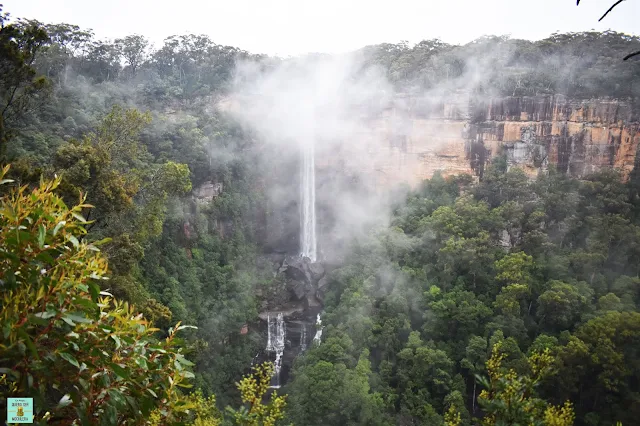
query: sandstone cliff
[{"left": 316, "top": 95, "right": 640, "bottom": 188}]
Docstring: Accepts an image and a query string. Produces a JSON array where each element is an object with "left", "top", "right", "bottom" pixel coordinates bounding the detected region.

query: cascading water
[
  {"left": 300, "top": 141, "right": 317, "bottom": 261},
  {"left": 266, "top": 314, "right": 272, "bottom": 350},
  {"left": 300, "top": 323, "right": 307, "bottom": 352},
  {"left": 313, "top": 313, "right": 323, "bottom": 344},
  {"left": 265, "top": 313, "right": 286, "bottom": 389}
]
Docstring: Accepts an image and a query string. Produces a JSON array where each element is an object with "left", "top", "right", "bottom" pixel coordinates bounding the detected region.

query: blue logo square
[{"left": 6, "top": 398, "right": 33, "bottom": 423}]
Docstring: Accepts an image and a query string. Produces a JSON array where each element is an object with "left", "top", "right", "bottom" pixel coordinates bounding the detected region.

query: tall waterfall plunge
[{"left": 300, "top": 141, "right": 317, "bottom": 261}]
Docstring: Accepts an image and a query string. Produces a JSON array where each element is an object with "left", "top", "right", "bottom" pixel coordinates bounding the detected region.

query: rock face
[
  {"left": 260, "top": 255, "right": 325, "bottom": 321},
  {"left": 316, "top": 276, "right": 329, "bottom": 303},
  {"left": 193, "top": 181, "right": 223, "bottom": 204},
  {"left": 471, "top": 96, "right": 640, "bottom": 178},
  {"left": 315, "top": 94, "right": 640, "bottom": 188}
]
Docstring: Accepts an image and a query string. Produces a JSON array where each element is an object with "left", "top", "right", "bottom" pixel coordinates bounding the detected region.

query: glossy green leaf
[
  {"left": 110, "top": 363, "right": 130, "bottom": 379},
  {"left": 37, "top": 224, "right": 46, "bottom": 248},
  {"left": 60, "top": 352, "right": 80, "bottom": 368},
  {"left": 52, "top": 220, "right": 66, "bottom": 236},
  {"left": 68, "top": 234, "right": 79, "bottom": 248}
]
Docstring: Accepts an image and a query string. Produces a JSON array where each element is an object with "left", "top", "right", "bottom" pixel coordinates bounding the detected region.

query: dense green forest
[
  {"left": 1, "top": 3, "right": 640, "bottom": 425},
  {"left": 286, "top": 163, "right": 640, "bottom": 425}
]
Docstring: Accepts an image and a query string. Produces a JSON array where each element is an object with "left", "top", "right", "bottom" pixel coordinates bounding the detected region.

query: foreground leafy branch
[
  {"left": 0, "top": 165, "right": 200, "bottom": 424},
  {"left": 0, "top": 163, "right": 289, "bottom": 424}
]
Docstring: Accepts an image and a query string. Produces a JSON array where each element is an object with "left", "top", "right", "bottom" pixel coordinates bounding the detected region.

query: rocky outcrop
[
  {"left": 282, "top": 256, "right": 313, "bottom": 285},
  {"left": 316, "top": 276, "right": 329, "bottom": 303},
  {"left": 258, "top": 255, "right": 325, "bottom": 321},
  {"left": 193, "top": 181, "right": 223, "bottom": 204}
]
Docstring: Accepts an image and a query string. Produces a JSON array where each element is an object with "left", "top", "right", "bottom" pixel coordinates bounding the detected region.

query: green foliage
[
  {"left": 164, "top": 389, "right": 222, "bottom": 426},
  {"left": 444, "top": 404, "right": 462, "bottom": 426},
  {"left": 555, "top": 312, "right": 640, "bottom": 425},
  {"left": 536, "top": 280, "right": 590, "bottom": 331},
  {"left": 53, "top": 105, "right": 192, "bottom": 309},
  {"left": 476, "top": 342, "right": 575, "bottom": 426},
  {"left": 396, "top": 331, "right": 455, "bottom": 423},
  {"left": 0, "top": 166, "right": 198, "bottom": 424},
  {"left": 225, "top": 363, "right": 288, "bottom": 426},
  {"left": 287, "top": 162, "right": 640, "bottom": 425},
  {"left": 495, "top": 252, "right": 533, "bottom": 287},
  {"left": 365, "top": 31, "right": 640, "bottom": 98},
  {"left": 0, "top": 165, "right": 289, "bottom": 425},
  {"left": 115, "top": 35, "right": 149, "bottom": 77},
  {"left": 0, "top": 6, "right": 51, "bottom": 159},
  {"left": 54, "top": 104, "right": 152, "bottom": 215}
]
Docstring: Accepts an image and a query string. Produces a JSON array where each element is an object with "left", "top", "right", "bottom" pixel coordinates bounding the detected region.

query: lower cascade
[
  {"left": 257, "top": 255, "right": 326, "bottom": 388},
  {"left": 300, "top": 323, "right": 307, "bottom": 352},
  {"left": 265, "top": 313, "right": 286, "bottom": 388},
  {"left": 313, "top": 313, "right": 323, "bottom": 344}
]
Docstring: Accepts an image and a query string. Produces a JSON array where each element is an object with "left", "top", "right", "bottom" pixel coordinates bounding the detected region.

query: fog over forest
[{"left": 1, "top": 2, "right": 640, "bottom": 425}]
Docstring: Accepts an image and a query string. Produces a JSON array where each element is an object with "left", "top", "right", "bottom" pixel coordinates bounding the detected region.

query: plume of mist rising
[
  {"left": 218, "top": 42, "right": 529, "bottom": 260},
  {"left": 222, "top": 53, "right": 404, "bottom": 260}
]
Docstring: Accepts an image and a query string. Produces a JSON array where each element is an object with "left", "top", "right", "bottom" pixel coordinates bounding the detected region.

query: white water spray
[
  {"left": 266, "top": 313, "right": 286, "bottom": 389},
  {"left": 266, "top": 314, "right": 272, "bottom": 350},
  {"left": 313, "top": 313, "right": 323, "bottom": 344},
  {"left": 300, "top": 141, "right": 317, "bottom": 261}
]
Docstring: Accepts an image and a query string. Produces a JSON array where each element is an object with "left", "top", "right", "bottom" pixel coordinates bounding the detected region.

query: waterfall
[
  {"left": 300, "top": 141, "right": 317, "bottom": 261},
  {"left": 300, "top": 323, "right": 307, "bottom": 352},
  {"left": 266, "top": 314, "right": 272, "bottom": 350},
  {"left": 313, "top": 313, "right": 323, "bottom": 344},
  {"left": 265, "top": 312, "right": 286, "bottom": 389}
]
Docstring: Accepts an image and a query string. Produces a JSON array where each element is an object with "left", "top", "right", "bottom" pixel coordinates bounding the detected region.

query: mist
[
  {"left": 217, "top": 40, "right": 548, "bottom": 261},
  {"left": 220, "top": 50, "right": 465, "bottom": 261}
]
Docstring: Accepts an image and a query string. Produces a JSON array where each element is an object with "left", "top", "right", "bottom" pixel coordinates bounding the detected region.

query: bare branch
[
  {"left": 623, "top": 50, "right": 640, "bottom": 61},
  {"left": 599, "top": 0, "right": 626, "bottom": 21},
  {"left": 578, "top": 0, "right": 636, "bottom": 60}
]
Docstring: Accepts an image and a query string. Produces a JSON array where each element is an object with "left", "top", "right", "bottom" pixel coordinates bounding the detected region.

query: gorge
[{"left": 235, "top": 91, "right": 640, "bottom": 389}]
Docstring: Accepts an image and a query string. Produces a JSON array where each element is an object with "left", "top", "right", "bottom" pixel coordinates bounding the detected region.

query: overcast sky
[{"left": 5, "top": 0, "right": 640, "bottom": 57}]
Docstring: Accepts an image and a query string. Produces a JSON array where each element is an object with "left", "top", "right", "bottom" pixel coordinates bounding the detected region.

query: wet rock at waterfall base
[
  {"left": 255, "top": 256, "right": 326, "bottom": 389},
  {"left": 282, "top": 255, "right": 312, "bottom": 284},
  {"left": 258, "top": 303, "right": 306, "bottom": 322},
  {"left": 308, "top": 262, "right": 325, "bottom": 282},
  {"left": 316, "top": 276, "right": 329, "bottom": 302},
  {"left": 305, "top": 292, "right": 322, "bottom": 310},
  {"left": 287, "top": 279, "right": 307, "bottom": 301}
]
